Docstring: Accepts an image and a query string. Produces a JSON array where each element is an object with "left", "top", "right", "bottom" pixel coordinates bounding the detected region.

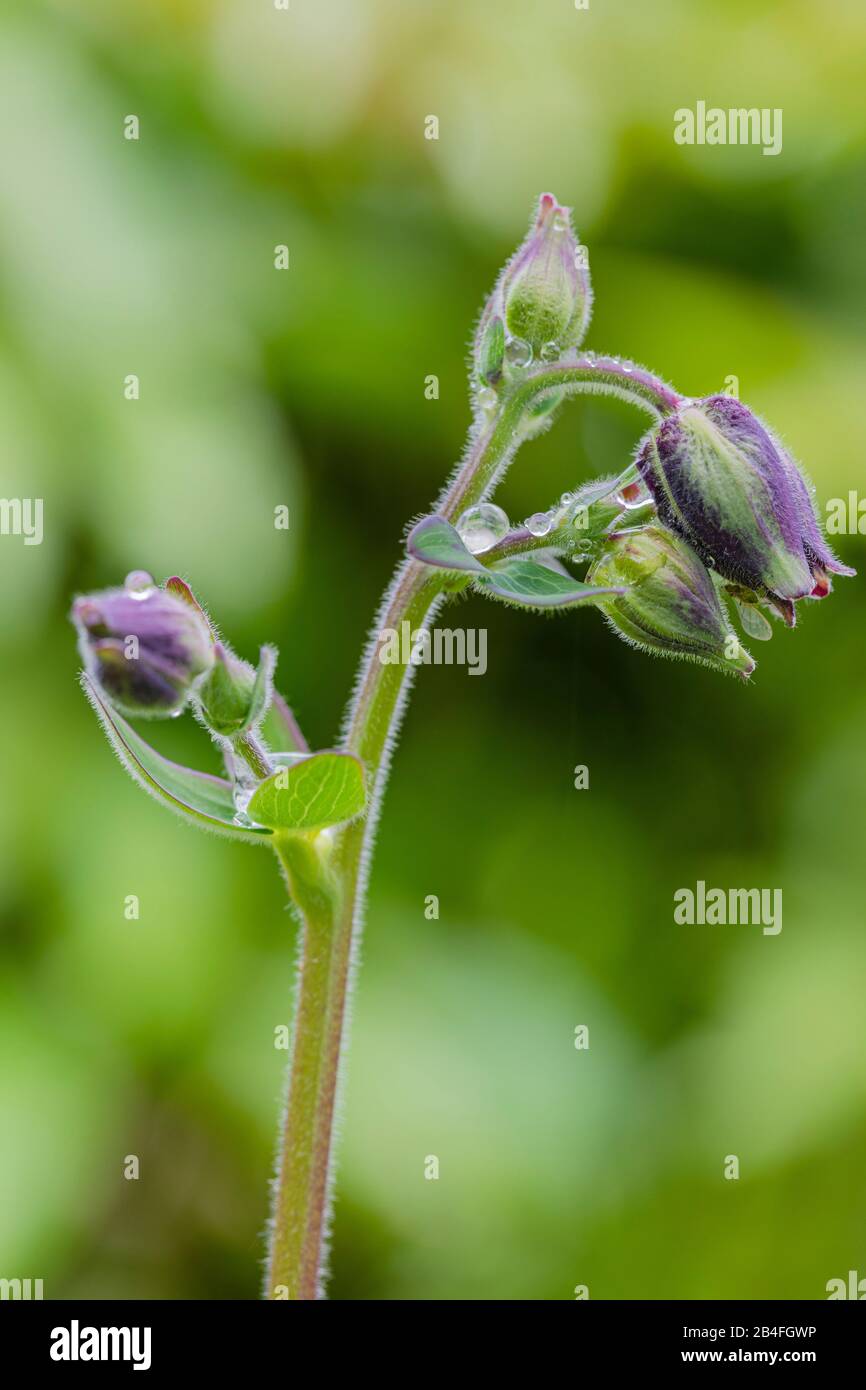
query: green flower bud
[
  {"left": 588, "top": 526, "right": 755, "bottom": 679},
  {"left": 500, "top": 193, "right": 592, "bottom": 357},
  {"left": 196, "top": 643, "right": 274, "bottom": 737}
]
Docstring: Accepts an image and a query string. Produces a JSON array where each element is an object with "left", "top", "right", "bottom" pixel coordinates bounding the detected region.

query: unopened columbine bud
[
  {"left": 588, "top": 526, "right": 755, "bottom": 679},
  {"left": 196, "top": 642, "right": 272, "bottom": 737},
  {"left": 71, "top": 571, "right": 214, "bottom": 717},
  {"left": 500, "top": 193, "right": 591, "bottom": 358},
  {"left": 473, "top": 193, "right": 592, "bottom": 384},
  {"left": 637, "top": 395, "right": 855, "bottom": 623}
]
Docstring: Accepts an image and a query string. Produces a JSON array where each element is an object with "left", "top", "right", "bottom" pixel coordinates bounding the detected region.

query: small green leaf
[
  {"left": 81, "top": 675, "right": 271, "bottom": 842},
  {"left": 474, "top": 556, "right": 625, "bottom": 609},
  {"left": 406, "top": 515, "right": 489, "bottom": 575},
  {"left": 247, "top": 751, "right": 365, "bottom": 832}
]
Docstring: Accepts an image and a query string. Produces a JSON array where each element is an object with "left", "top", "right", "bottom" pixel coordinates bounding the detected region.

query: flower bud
[
  {"left": 637, "top": 395, "right": 855, "bottom": 620},
  {"left": 500, "top": 193, "right": 592, "bottom": 358},
  {"left": 196, "top": 642, "right": 273, "bottom": 737},
  {"left": 71, "top": 572, "right": 214, "bottom": 717},
  {"left": 473, "top": 194, "right": 592, "bottom": 385},
  {"left": 588, "top": 525, "right": 755, "bottom": 679}
]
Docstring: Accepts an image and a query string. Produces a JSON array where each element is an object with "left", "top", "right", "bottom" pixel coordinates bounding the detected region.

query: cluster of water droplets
[{"left": 456, "top": 503, "right": 510, "bottom": 555}]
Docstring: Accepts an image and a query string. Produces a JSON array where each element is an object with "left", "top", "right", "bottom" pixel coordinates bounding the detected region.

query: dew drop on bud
[
  {"left": 477, "top": 386, "right": 498, "bottom": 412},
  {"left": 124, "top": 570, "right": 155, "bottom": 600},
  {"left": 552, "top": 212, "right": 568, "bottom": 233},
  {"left": 504, "top": 336, "right": 533, "bottom": 368},
  {"left": 539, "top": 341, "right": 560, "bottom": 362},
  {"left": 525, "top": 510, "right": 553, "bottom": 538},
  {"left": 456, "top": 503, "right": 509, "bottom": 555}
]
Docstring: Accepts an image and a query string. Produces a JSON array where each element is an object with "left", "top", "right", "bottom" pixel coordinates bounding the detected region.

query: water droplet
[
  {"left": 232, "top": 780, "right": 263, "bottom": 827},
  {"left": 504, "top": 336, "right": 533, "bottom": 368},
  {"left": 456, "top": 503, "right": 510, "bottom": 555},
  {"left": 552, "top": 212, "right": 569, "bottom": 233},
  {"left": 621, "top": 360, "right": 634, "bottom": 374},
  {"left": 582, "top": 350, "right": 597, "bottom": 364},
  {"left": 540, "top": 341, "right": 560, "bottom": 362},
  {"left": 124, "top": 570, "right": 155, "bottom": 600},
  {"left": 477, "top": 386, "right": 498, "bottom": 412},
  {"left": 525, "top": 510, "right": 553, "bottom": 538}
]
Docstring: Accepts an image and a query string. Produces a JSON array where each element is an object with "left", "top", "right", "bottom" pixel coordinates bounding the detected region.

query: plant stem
[{"left": 264, "top": 355, "right": 680, "bottom": 1298}]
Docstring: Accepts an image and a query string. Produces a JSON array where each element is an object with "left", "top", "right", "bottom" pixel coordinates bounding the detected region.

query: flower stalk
[
  {"left": 263, "top": 353, "right": 683, "bottom": 1298},
  {"left": 71, "top": 192, "right": 852, "bottom": 1303}
]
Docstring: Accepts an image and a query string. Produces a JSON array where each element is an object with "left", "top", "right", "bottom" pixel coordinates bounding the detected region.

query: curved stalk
[{"left": 265, "top": 355, "right": 681, "bottom": 1298}]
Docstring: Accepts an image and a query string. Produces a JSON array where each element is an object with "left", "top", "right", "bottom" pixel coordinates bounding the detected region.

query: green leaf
[
  {"left": 81, "top": 675, "right": 271, "bottom": 842},
  {"left": 474, "top": 556, "right": 625, "bottom": 609},
  {"left": 406, "top": 515, "right": 489, "bottom": 575},
  {"left": 247, "top": 751, "right": 366, "bottom": 832}
]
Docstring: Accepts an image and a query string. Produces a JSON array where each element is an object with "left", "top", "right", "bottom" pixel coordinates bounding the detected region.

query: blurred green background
[{"left": 1, "top": 0, "right": 865, "bottom": 1300}]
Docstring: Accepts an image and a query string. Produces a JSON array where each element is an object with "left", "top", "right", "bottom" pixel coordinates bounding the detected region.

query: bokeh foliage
[{"left": 1, "top": 0, "right": 865, "bottom": 1299}]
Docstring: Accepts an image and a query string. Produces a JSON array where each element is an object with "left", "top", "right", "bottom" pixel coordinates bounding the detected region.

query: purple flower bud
[
  {"left": 637, "top": 396, "right": 855, "bottom": 621},
  {"left": 501, "top": 193, "right": 592, "bottom": 357},
  {"left": 71, "top": 572, "right": 214, "bottom": 718},
  {"left": 473, "top": 194, "right": 592, "bottom": 382},
  {"left": 588, "top": 525, "right": 755, "bottom": 679}
]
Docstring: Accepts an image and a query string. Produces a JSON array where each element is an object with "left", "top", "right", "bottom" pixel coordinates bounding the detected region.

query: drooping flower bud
[
  {"left": 71, "top": 571, "right": 214, "bottom": 717},
  {"left": 588, "top": 526, "right": 755, "bottom": 679},
  {"left": 195, "top": 642, "right": 274, "bottom": 737},
  {"left": 637, "top": 395, "right": 855, "bottom": 622},
  {"left": 500, "top": 193, "right": 592, "bottom": 358}
]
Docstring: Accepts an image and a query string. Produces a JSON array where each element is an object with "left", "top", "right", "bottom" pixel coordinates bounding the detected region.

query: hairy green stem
[{"left": 265, "top": 356, "right": 680, "bottom": 1298}]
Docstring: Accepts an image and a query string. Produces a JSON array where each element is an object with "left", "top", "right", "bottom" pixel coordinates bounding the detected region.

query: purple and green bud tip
[
  {"left": 71, "top": 571, "right": 214, "bottom": 718},
  {"left": 474, "top": 193, "right": 592, "bottom": 382},
  {"left": 588, "top": 525, "right": 755, "bottom": 680},
  {"left": 637, "top": 395, "right": 855, "bottom": 625}
]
